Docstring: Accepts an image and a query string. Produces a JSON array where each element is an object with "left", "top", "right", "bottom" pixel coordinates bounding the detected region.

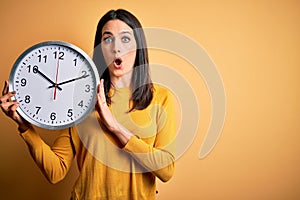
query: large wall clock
[{"left": 9, "top": 41, "right": 100, "bottom": 130}]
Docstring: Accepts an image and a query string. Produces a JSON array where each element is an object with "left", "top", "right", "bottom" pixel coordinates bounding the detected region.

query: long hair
[{"left": 93, "top": 9, "right": 153, "bottom": 112}]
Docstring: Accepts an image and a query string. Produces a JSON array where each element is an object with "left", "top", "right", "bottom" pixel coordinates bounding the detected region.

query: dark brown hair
[{"left": 93, "top": 9, "right": 153, "bottom": 111}]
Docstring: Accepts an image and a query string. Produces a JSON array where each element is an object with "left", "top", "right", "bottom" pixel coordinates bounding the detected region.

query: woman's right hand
[{"left": 0, "top": 80, "right": 31, "bottom": 132}]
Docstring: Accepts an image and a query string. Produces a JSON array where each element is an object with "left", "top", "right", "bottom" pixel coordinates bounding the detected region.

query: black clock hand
[
  {"left": 36, "top": 69, "right": 63, "bottom": 91},
  {"left": 48, "top": 74, "right": 89, "bottom": 88}
]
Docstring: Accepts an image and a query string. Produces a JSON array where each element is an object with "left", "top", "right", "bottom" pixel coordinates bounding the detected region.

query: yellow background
[{"left": 1, "top": 0, "right": 300, "bottom": 199}]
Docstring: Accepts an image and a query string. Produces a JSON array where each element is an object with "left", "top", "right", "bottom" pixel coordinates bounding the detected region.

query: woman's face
[{"left": 101, "top": 19, "right": 137, "bottom": 82}]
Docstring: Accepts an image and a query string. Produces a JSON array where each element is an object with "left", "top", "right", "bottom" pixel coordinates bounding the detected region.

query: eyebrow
[{"left": 102, "top": 30, "right": 133, "bottom": 36}]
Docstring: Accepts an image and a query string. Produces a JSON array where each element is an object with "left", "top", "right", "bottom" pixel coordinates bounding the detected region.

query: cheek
[
  {"left": 122, "top": 39, "right": 136, "bottom": 57},
  {"left": 124, "top": 51, "right": 136, "bottom": 65},
  {"left": 124, "top": 42, "right": 136, "bottom": 52},
  {"left": 101, "top": 47, "right": 113, "bottom": 65},
  {"left": 123, "top": 44, "right": 137, "bottom": 63}
]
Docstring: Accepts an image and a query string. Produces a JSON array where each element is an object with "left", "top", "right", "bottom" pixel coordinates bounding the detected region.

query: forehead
[{"left": 102, "top": 19, "right": 133, "bottom": 34}]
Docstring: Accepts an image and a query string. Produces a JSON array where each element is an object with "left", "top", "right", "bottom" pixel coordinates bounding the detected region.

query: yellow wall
[{"left": 1, "top": 0, "right": 300, "bottom": 199}]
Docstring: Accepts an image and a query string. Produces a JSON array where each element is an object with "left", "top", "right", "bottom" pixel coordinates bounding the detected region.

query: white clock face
[{"left": 9, "top": 41, "right": 100, "bottom": 130}]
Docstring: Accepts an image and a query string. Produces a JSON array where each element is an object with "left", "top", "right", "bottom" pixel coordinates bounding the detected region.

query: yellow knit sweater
[{"left": 21, "top": 84, "right": 176, "bottom": 200}]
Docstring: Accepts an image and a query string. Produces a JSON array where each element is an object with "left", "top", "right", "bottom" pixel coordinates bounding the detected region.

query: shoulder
[{"left": 152, "top": 84, "right": 174, "bottom": 104}]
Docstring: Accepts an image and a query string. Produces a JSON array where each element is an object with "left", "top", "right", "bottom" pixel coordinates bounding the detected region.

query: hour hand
[{"left": 35, "top": 67, "right": 62, "bottom": 90}]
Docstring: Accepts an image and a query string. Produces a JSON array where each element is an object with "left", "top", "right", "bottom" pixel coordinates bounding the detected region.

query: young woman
[{"left": 0, "top": 9, "right": 176, "bottom": 200}]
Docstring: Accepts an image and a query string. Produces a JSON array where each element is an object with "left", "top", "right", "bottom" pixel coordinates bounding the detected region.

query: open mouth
[{"left": 114, "top": 58, "right": 122, "bottom": 66}]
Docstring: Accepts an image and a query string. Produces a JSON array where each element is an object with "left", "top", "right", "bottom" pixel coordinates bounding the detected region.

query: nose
[{"left": 112, "top": 38, "right": 121, "bottom": 53}]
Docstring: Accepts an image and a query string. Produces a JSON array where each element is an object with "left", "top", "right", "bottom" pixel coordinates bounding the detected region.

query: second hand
[{"left": 54, "top": 49, "right": 60, "bottom": 100}]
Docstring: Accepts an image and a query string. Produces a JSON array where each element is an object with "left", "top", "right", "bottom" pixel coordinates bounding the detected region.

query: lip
[{"left": 113, "top": 57, "right": 123, "bottom": 69}]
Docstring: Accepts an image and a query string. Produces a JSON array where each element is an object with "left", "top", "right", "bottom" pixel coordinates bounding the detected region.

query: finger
[
  {"left": 98, "top": 79, "right": 106, "bottom": 104},
  {"left": 10, "top": 101, "right": 19, "bottom": 112},
  {"left": 100, "top": 79, "right": 105, "bottom": 98},
  {"left": 2, "top": 80, "right": 9, "bottom": 96},
  {"left": 1, "top": 100, "right": 17, "bottom": 108},
  {"left": 1, "top": 101, "right": 18, "bottom": 114},
  {"left": 1, "top": 81, "right": 15, "bottom": 103},
  {"left": 97, "top": 83, "right": 101, "bottom": 101},
  {"left": 0, "top": 91, "right": 16, "bottom": 103},
  {"left": 8, "top": 103, "right": 22, "bottom": 123}
]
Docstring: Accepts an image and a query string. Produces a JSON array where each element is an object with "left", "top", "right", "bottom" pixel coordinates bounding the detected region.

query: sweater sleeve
[
  {"left": 123, "top": 89, "right": 176, "bottom": 182},
  {"left": 21, "top": 127, "right": 75, "bottom": 184}
]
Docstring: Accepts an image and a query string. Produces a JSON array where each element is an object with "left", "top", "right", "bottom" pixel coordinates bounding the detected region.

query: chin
[{"left": 109, "top": 66, "right": 133, "bottom": 77}]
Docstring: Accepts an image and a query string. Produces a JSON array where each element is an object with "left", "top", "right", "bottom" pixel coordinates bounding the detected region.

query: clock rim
[{"left": 8, "top": 40, "right": 100, "bottom": 130}]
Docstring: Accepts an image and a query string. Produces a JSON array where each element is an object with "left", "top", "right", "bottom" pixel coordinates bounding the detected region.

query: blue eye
[
  {"left": 122, "top": 37, "right": 130, "bottom": 43},
  {"left": 103, "top": 37, "right": 113, "bottom": 44}
]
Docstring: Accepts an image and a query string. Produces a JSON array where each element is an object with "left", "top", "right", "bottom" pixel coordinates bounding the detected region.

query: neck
[{"left": 110, "top": 71, "right": 132, "bottom": 88}]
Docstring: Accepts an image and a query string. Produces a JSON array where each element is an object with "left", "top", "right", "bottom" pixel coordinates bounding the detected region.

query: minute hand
[{"left": 48, "top": 74, "right": 89, "bottom": 88}]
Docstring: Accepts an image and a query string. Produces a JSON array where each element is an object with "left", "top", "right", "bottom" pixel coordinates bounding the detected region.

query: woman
[{"left": 0, "top": 9, "right": 176, "bottom": 200}]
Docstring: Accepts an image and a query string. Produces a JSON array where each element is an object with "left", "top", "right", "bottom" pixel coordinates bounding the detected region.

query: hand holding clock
[{"left": 0, "top": 81, "right": 31, "bottom": 133}]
